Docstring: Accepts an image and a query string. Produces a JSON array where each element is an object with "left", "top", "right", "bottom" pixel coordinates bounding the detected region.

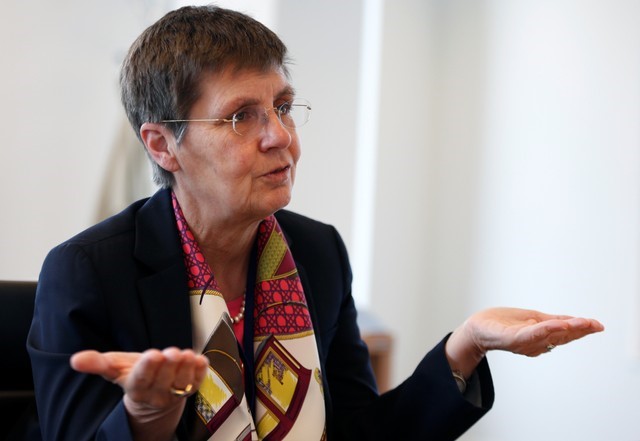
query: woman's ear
[{"left": 140, "top": 122, "right": 180, "bottom": 172}]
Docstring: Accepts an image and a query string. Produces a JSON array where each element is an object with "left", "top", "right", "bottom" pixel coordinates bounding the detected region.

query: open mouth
[{"left": 267, "top": 165, "right": 290, "bottom": 176}]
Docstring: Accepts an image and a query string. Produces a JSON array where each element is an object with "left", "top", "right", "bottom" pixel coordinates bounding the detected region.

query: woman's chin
[{"left": 246, "top": 190, "right": 292, "bottom": 220}]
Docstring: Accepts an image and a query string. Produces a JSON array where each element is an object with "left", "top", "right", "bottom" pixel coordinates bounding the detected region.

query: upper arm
[{"left": 28, "top": 243, "right": 132, "bottom": 441}]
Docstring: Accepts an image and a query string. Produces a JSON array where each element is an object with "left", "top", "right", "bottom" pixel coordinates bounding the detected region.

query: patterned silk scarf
[{"left": 172, "top": 194, "right": 326, "bottom": 441}]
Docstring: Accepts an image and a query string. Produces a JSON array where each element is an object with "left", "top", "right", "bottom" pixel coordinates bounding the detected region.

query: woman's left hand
[{"left": 445, "top": 307, "right": 604, "bottom": 378}]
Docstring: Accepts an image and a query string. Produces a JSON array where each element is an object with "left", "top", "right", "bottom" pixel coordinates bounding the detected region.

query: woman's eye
[
  {"left": 232, "top": 107, "right": 259, "bottom": 123},
  {"left": 233, "top": 110, "right": 248, "bottom": 122},
  {"left": 277, "top": 102, "right": 292, "bottom": 115}
]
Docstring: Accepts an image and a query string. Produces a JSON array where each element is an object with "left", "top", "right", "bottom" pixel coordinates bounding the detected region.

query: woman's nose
[{"left": 259, "top": 108, "right": 293, "bottom": 150}]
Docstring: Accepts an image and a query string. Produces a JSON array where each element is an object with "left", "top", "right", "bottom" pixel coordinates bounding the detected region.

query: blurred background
[{"left": 1, "top": 1, "right": 638, "bottom": 439}]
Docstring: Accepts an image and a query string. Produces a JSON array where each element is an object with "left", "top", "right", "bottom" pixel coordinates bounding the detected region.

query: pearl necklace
[{"left": 230, "top": 294, "right": 246, "bottom": 324}]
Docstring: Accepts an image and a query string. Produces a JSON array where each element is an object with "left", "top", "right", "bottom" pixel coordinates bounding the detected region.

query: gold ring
[
  {"left": 546, "top": 344, "right": 556, "bottom": 352},
  {"left": 170, "top": 383, "right": 193, "bottom": 397}
]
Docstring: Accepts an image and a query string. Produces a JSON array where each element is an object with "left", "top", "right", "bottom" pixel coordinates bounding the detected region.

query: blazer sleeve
[
  {"left": 27, "top": 242, "right": 134, "bottom": 441},
  {"left": 322, "top": 226, "right": 494, "bottom": 441}
]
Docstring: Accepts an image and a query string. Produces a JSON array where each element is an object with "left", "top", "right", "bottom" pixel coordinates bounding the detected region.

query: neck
[
  {"left": 200, "top": 234, "right": 254, "bottom": 302},
  {"left": 174, "top": 190, "right": 262, "bottom": 302}
]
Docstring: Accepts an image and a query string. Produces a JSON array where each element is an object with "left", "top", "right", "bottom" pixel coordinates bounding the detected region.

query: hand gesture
[
  {"left": 71, "top": 347, "right": 208, "bottom": 440},
  {"left": 446, "top": 307, "right": 604, "bottom": 377}
]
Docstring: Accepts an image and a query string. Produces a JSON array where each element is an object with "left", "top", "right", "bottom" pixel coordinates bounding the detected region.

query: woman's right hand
[{"left": 71, "top": 347, "right": 208, "bottom": 441}]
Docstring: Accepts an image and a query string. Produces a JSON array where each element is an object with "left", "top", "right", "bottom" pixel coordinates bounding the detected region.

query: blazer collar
[
  {"left": 129, "top": 202, "right": 316, "bottom": 354},
  {"left": 274, "top": 212, "right": 325, "bottom": 360},
  {"left": 135, "top": 188, "right": 181, "bottom": 270},
  {"left": 134, "top": 189, "right": 193, "bottom": 349}
]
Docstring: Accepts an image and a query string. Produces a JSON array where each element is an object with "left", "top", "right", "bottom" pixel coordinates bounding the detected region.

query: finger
[
  {"left": 533, "top": 316, "right": 603, "bottom": 335},
  {"left": 155, "top": 347, "right": 187, "bottom": 390},
  {"left": 532, "top": 312, "right": 576, "bottom": 322},
  {"left": 540, "top": 320, "right": 603, "bottom": 353},
  {"left": 565, "top": 317, "right": 605, "bottom": 332},
  {"left": 193, "top": 354, "right": 209, "bottom": 385},
  {"left": 548, "top": 328, "right": 603, "bottom": 347},
  {"left": 169, "top": 350, "right": 207, "bottom": 398},
  {"left": 508, "top": 320, "right": 571, "bottom": 356},
  {"left": 125, "top": 349, "right": 165, "bottom": 399},
  {"left": 517, "top": 319, "right": 570, "bottom": 342},
  {"left": 70, "top": 350, "right": 139, "bottom": 383},
  {"left": 70, "top": 350, "right": 111, "bottom": 375}
]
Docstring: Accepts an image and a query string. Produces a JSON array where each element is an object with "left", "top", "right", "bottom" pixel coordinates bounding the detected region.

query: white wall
[
  {"left": 370, "top": 1, "right": 640, "bottom": 440},
  {"left": 274, "top": 0, "right": 364, "bottom": 251},
  {"left": 466, "top": 2, "right": 640, "bottom": 439},
  {"left": 0, "top": 0, "right": 170, "bottom": 280},
  {"left": 2, "top": 1, "right": 639, "bottom": 440}
]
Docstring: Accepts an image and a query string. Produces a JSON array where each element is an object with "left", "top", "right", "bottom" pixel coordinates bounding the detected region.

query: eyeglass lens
[{"left": 231, "top": 100, "right": 311, "bottom": 136}]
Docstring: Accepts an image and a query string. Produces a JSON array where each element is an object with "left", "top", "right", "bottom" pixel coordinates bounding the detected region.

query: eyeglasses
[{"left": 161, "top": 99, "right": 312, "bottom": 137}]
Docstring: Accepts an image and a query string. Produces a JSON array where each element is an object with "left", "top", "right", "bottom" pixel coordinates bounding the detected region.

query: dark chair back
[{"left": 0, "top": 281, "right": 40, "bottom": 440}]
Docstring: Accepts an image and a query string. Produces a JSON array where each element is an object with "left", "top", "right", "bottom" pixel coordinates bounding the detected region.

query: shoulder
[
  {"left": 66, "top": 199, "right": 146, "bottom": 245},
  {"left": 37, "top": 190, "right": 176, "bottom": 306},
  {"left": 58, "top": 189, "right": 171, "bottom": 249},
  {"left": 275, "top": 209, "right": 338, "bottom": 241},
  {"left": 274, "top": 209, "right": 351, "bottom": 279},
  {"left": 274, "top": 210, "right": 348, "bottom": 258},
  {"left": 44, "top": 189, "right": 172, "bottom": 269},
  {"left": 41, "top": 198, "right": 146, "bottom": 278},
  {"left": 275, "top": 209, "right": 329, "bottom": 228}
]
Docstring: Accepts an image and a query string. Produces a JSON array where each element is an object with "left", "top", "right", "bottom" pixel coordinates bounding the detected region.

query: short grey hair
[{"left": 120, "top": 5, "right": 290, "bottom": 188}]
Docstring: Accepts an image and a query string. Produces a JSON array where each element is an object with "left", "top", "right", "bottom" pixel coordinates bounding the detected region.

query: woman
[{"left": 27, "top": 6, "right": 603, "bottom": 441}]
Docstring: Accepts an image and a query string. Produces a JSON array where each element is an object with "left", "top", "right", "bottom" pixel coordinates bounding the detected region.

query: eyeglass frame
[{"left": 160, "top": 98, "right": 311, "bottom": 137}]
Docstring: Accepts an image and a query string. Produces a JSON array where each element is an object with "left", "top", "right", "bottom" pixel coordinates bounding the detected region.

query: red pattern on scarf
[
  {"left": 173, "top": 193, "right": 313, "bottom": 340},
  {"left": 172, "top": 194, "right": 217, "bottom": 292},
  {"left": 253, "top": 216, "right": 313, "bottom": 338}
]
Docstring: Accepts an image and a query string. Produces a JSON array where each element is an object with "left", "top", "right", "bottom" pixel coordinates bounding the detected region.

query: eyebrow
[
  {"left": 277, "top": 85, "right": 296, "bottom": 99},
  {"left": 224, "top": 85, "right": 297, "bottom": 111}
]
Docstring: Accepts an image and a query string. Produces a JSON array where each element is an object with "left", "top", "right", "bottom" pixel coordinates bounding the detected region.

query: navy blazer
[{"left": 28, "top": 189, "right": 493, "bottom": 440}]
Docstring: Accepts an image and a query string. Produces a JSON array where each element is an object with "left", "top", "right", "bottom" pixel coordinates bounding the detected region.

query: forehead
[{"left": 193, "top": 67, "right": 293, "bottom": 113}]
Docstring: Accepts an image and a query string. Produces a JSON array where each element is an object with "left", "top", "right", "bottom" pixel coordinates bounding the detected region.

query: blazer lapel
[
  {"left": 134, "top": 189, "right": 193, "bottom": 350},
  {"left": 277, "top": 220, "right": 327, "bottom": 363},
  {"left": 277, "top": 215, "right": 335, "bottom": 434}
]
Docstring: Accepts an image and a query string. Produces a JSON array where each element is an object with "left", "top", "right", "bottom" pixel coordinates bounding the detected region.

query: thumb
[{"left": 70, "top": 350, "right": 120, "bottom": 381}]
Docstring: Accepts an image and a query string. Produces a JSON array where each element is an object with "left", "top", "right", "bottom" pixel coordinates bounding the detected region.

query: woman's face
[{"left": 170, "top": 67, "right": 301, "bottom": 224}]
